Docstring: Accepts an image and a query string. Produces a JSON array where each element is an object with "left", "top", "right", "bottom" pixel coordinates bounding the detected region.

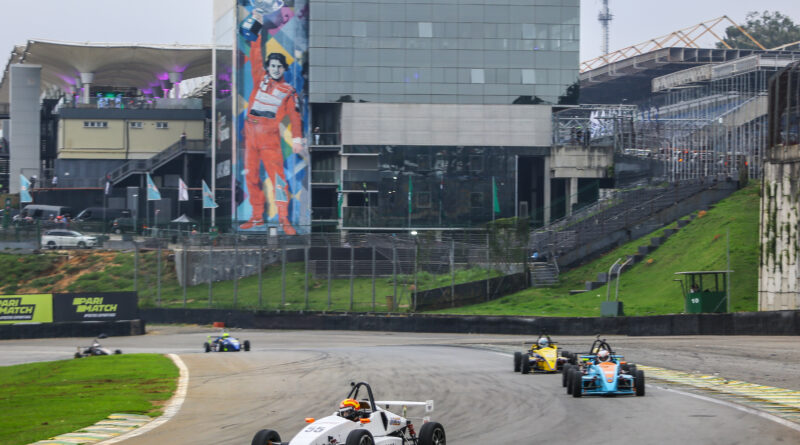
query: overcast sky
[{"left": 0, "top": 0, "right": 797, "bottom": 66}]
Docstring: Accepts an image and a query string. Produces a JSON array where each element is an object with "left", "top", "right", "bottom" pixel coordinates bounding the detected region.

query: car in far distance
[{"left": 41, "top": 230, "right": 97, "bottom": 249}]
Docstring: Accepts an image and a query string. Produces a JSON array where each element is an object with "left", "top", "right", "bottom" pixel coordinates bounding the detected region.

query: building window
[
  {"left": 129, "top": 122, "right": 143, "bottom": 129},
  {"left": 470, "top": 192, "right": 483, "bottom": 208},
  {"left": 417, "top": 192, "right": 431, "bottom": 208},
  {"left": 418, "top": 22, "right": 433, "bottom": 38},
  {"left": 471, "top": 69, "right": 485, "bottom": 84},
  {"left": 156, "top": 122, "right": 169, "bottom": 129},
  {"left": 522, "top": 69, "right": 536, "bottom": 85},
  {"left": 469, "top": 155, "right": 483, "bottom": 172},
  {"left": 83, "top": 121, "right": 108, "bottom": 128}
]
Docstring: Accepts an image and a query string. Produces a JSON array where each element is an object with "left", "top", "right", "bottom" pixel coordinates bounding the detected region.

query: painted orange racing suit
[{"left": 243, "top": 35, "right": 302, "bottom": 233}]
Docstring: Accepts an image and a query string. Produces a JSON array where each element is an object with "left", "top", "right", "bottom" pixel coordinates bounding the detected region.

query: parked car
[
  {"left": 41, "top": 230, "right": 97, "bottom": 249},
  {"left": 13, "top": 204, "right": 73, "bottom": 222},
  {"left": 75, "top": 207, "right": 131, "bottom": 223}
]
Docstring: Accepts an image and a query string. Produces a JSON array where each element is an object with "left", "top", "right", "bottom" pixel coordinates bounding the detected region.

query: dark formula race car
[{"left": 204, "top": 332, "right": 251, "bottom": 352}]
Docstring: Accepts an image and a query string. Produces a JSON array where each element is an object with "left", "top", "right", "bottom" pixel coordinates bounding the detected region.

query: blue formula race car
[
  {"left": 565, "top": 338, "right": 644, "bottom": 398},
  {"left": 204, "top": 332, "right": 251, "bottom": 352}
]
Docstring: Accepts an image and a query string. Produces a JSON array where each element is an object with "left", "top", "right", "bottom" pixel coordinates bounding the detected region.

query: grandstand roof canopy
[
  {"left": 0, "top": 39, "right": 213, "bottom": 105},
  {"left": 579, "top": 47, "right": 800, "bottom": 104}
]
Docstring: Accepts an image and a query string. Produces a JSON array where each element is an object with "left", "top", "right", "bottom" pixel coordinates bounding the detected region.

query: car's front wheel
[
  {"left": 204, "top": 342, "right": 211, "bottom": 353},
  {"left": 513, "top": 351, "right": 522, "bottom": 372},
  {"left": 521, "top": 356, "right": 531, "bottom": 374},
  {"left": 345, "top": 429, "right": 374, "bottom": 445},
  {"left": 47, "top": 241, "right": 56, "bottom": 249},
  {"left": 418, "top": 421, "right": 446, "bottom": 445},
  {"left": 77, "top": 241, "right": 87, "bottom": 248},
  {"left": 251, "top": 429, "right": 281, "bottom": 445},
  {"left": 572, "top": 370, "right": 583, "bottom": 398},
  {"left": 635, "top": 370, "right": 646, "bottom": 396},
  {"left": 244, "top": 340, "right": 251, "bottom": 351}
]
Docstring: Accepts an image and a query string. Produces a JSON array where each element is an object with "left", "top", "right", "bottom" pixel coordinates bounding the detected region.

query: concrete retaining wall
[
  {"left": 0, "top": 319, "right": 145, "bottom": 339},
  {"left": 139, "top": 309, "right": 800, "bottom": 336}
]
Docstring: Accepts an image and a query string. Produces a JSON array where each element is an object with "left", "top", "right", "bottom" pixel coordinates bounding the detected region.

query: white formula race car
[{"left": 251, "top": 381, "right": 445, "bottom": 445}]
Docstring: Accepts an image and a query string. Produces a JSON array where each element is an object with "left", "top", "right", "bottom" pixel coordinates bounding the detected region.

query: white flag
[{"left": 178, "top": 178, "right": 189, "bottom": 202}]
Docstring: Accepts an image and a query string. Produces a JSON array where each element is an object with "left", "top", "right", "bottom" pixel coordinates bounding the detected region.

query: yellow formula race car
[{"left": 513, "top": 334, "right": 573, "bottom": 374}]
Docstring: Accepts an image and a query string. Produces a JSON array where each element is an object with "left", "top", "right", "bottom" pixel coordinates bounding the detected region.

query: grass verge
[{"left": 0, "top": 354, "right": 178, "bottom": 445}]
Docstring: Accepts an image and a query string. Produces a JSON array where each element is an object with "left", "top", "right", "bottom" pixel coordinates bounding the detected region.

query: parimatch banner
[
  {"left": 53, "top": 292, "right": 139, "bottom": 322},
  {"left": 0, "top": 294, "right": 53, "bottom": 324}
]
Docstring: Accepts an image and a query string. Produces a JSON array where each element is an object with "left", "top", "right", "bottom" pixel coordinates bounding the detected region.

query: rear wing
[{"left": 375, "top": 400, "right": 434, "bottom": 422}]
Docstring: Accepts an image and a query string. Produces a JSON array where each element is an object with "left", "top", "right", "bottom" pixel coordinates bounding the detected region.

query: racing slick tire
[
  {"left": 572, "top": 371, "right": 583, "bottom": 398},
  {"left": 251, "top": 428, "right": 281, "bottom": 445},
  {"left": 562, "top": 363, "right": 572, "bottom": 387},
  {"left": 244, "top": 340, "right": 251, "bottom": 351},
  {"left": 74, "top": 352, "right": 82, "bottom": 359},
  {"left": 521, "top": 357, "right": 531, "bottom": 374},
  {"left": 204, "top": 342, "right": 211, "bottom": 353},
  {"left": 345, "top": 429, "right": 374, "bottom": 445},
  {"left": 566, "top": 368, "right": 575, "bottom": 394},
  {"left": 418, "top": 421, "right": 446, "bottom": 445},
  {"left": 513, "top": 352, "right": 522, "bottom": 372},
  {"left": 114, "top": 349, "right": 122, "bottom": 354},
  {"left": 635, "top": 370, "right": 646, "bottom": 396}
]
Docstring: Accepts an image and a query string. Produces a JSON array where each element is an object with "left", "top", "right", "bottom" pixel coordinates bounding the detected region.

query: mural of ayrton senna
[{"left": 235, "top": 0, "right": 309, "bottom": 234}]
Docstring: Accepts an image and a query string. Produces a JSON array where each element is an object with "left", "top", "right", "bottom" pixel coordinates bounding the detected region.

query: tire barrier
[{"left": 0, "top": 319, "right": 145, "bottom": 339}]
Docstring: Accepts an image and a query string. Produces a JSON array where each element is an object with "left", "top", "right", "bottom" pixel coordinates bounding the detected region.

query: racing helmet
[
  {"left": 597, "top": 349, "right": 610, "bottom": 361},
  {"left": 339, "top": 399, "right": 360, "bottom": 419},
  {"left": 222, "top": 332, "right": 230, "bottom": 338},
  {"left": 537, "top": 338, "right": 549, "bottom": 348}
]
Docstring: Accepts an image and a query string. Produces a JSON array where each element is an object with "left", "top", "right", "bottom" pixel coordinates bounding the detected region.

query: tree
[{"left": 717, "top": 11, "right": 800, "bottom": 50}]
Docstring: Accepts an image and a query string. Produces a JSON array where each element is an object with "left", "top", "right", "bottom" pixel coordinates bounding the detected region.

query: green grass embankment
[
  {"left": 0, "top": 249, "right": 501, "bottom": 312},
  {"left": 432, "top": 184, "right": 760, "bottom": 317},
  {"left": 0, "top": 354, "right": 177, "bottom": 445}
]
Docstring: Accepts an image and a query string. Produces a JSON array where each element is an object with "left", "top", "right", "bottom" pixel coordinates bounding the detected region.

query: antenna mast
[{"left": 598, "top": 0, "right": 613, "bottom": 55}]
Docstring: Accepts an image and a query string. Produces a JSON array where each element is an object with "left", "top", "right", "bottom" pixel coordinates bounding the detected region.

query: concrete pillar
[
  {"left": 543, "top": 155, "right": 551, "bottom": 224},
  {"left": 568, "top": 177, "right": 578, "bottom": 216},
  {"left": 9, "top": 64, "right": 41, "bottom": 194},
  {"left": 79, "top": 72, "right": 94, "bottom": 104},
  {"left": 169, "top": 72, "right": 183, "bottom": 98}
]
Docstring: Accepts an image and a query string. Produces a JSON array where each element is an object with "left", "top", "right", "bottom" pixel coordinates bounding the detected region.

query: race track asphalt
[{"left": 2, "top": 327, "right": 800, "bottom": 444}]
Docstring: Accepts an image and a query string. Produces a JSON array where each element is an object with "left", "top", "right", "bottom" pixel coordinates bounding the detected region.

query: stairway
[{"left": 530, "top": 261, "right": 559, "bottom": 287}]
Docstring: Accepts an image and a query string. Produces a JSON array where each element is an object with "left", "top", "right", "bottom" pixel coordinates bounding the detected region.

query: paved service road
[{"left": 2, "top": 328, "right": 800, "bottom": 444}]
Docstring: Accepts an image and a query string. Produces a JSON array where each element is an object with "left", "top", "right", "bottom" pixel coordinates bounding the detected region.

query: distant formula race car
[
  {"left": 74, "top": 334, "right": 122, "bottom": 358},
  {"left": 513, "top": 333, "right": 573, "bottom": 374},
  {"left": 251, "top": 381, "right": 446, "bottom": 445},
  {"left": 563, "top": 336, "right": 644, "bottom": 397},
  {"left": 204, "top": 332, "right": 250, "bottom": 352}
]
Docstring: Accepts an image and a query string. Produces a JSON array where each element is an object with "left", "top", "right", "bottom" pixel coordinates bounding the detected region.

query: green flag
[
  {"left": 408, "top": 175, "right": 413, "bottom": 214},
  {"left": 492, "top": 176, "right": 500, "bottom": 214}
]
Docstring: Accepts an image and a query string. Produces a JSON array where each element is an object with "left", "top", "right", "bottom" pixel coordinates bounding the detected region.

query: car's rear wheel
[
  {"left": 572, "top": 370, "right": 583, "bottom": 398},
  {"left": 47, "top": 241, "right": 56, "bottom": 249},
  {"left": 345, "top": 429, "right": 374, "bottom": 445},
  {"left": 513, "top": 351, "right": 522, "bottom": 372},
  {"left": 418, "top": 421, "right": 446, "bottom": 445},
  {"left": 562, "top": 364, "right": 572, "bottom": 387},
  {"left": 77, "top": 241, "right": 86, "bottom": 248},
  {"left": 204, "top": 342, "right": 211, "bottom": 353},
  {"left": 251, "top": 429, "right": 281, "bottom": 445},
  {"left": 244, "top": 340, "right": 251, "bottom": 351},
  {"left": 521, "top": 356, "right": 531, "bottom": 374},
  {"left": 635, "top": 370, "right": 646, "bottom": 396}
]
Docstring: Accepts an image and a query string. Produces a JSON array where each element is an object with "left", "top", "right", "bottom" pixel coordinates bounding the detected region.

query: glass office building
[{"left": 216, "top": 0, "right": 582, "bottom": 232}]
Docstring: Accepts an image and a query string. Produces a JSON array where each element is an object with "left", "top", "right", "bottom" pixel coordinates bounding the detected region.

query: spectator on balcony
[
  {"left": 180, "top": 131, "right": 187, "bottom": 147},
  {"left": 51, "top": 175, "right": 58, "bottom": 187},
  {"left": 313, "top": 126, "right": 321, "bottom": 145}
]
